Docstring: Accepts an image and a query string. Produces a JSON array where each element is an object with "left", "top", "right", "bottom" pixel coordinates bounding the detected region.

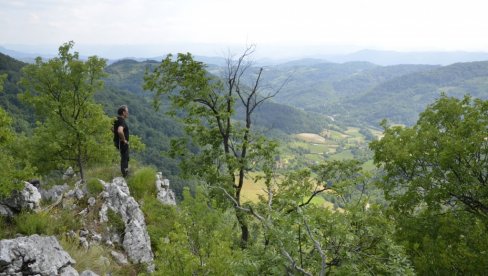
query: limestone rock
[
  {"left": 63, "top": 166, "right": 76, "bottom": 180},
  {"left": 88, "top": 197, "right": 96, "bottom": 206},
  {"left": 111, "top": 250, "right": 129, "bottom": 265},
  {"left": 100, "top": 177, "right": 154, "bottom": 271},
  {"left": 40, "top": 184, "right": 69, "bottom": 202},
  {"left": 0, "top": 235, "right": 77, "bottom": 275},
  {"left": 0, "top": 182, "right": 41, "bottom": 216},
  {"left": 60, "top": 266, "right": 80, "bottom": 276},
  {"left": 155, "top": 172, "right": 176, "bottom": 205},
  {"left": 80, "top": 270, "right": 99, "bottom": 276}
]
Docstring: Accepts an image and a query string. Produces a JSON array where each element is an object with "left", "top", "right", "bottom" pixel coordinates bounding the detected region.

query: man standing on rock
[{"left": 114, "top": 105, "right": 130, "bottom": 177}]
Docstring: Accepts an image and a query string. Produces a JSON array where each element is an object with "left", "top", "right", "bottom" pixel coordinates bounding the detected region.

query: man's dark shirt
[{"left": 113, "top": 116, "right": 129, "bottom": 148}]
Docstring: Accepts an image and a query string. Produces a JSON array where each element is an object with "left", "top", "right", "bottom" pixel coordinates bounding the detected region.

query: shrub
[
  {"left": 60, "top": 236, "right": 139, "bottom": 275},
  {"left": 0, "top": 216, "right": 15, "bottom": 239},
  {"left": 14, "top": 211, "right": 51, "bottom": 235},
  {"left": 85, "top": 164, "right": 119, "bottom": 182},
  {"left": 141, "top": 194, "right": 178, "bottom": 250},
  {"left": 86, "top": 178, "right": 104, "bottom": 196},
  {"left": 127, "top": 167, "right": 157, "bottom": 200},
  {"left": 107, "top": 209, "right": 125, "bottom": 237},
  {"left": 51, "top": 207, "right": 83, "bottom": 234}
]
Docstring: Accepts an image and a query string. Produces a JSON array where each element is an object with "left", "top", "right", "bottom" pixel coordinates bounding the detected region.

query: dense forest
[{"left": 0, "top": 43, "right": 487, "bottom": 274}]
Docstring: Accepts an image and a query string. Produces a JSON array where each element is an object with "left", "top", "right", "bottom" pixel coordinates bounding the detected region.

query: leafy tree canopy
[
  {"left": 20, "top": 41, "right": 116, "bottom": 180},
  {"left": 371, "top": 94, "right": 488, "bottom": 216}
]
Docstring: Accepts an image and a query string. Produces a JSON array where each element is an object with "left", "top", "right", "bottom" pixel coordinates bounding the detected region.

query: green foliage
[
  {"left": 14, "top": 211, "right": 51, "bottom": 235},
  {"left": 154, "top": 187, "right": 244, "bottom": 275},
  {"left": 371, "top": 95, "right": 488, "bottom": 215},
  {"left": 86, "top": 178, "right": 104, "bottom": 195},
  {"left": 0, "top": 73, "right": 6, "bottom": 93},
  {"left": 395, "top": 210, "right": 488, "bottom": 275},
  {"left": 20, "top": 41, "right": 115, "bottom": 180},
  {"left": 127, "top": 166, "right": 157, "bottom": 200},
  {"left": 107, "top": 209, "right": 125, "bottom": 237},
  {"left": 13, "top": 208, "right": 83, "bottom": 236},
  {"left": 247, "top": 161, "right": 414, "bottom": 275},
  {"left": 371, "top": 94, "right": 488, "bottom": 273},
  {"left": 0, "top": 216, "right": 16, "bottom": 239},
  {"left": 141, "top": 194, "right": 178, "bottom": 250},
  {"left": 85, "top": 164, "right": 120, "bottom": 182},
  {"left": 60, "top": 236, "right": 138, "bottom": 275},
  {"left": 0, "top": 76, "right": 35, "bottom": 198},
  {"left": 145, "top": 50, "right": 280, "bottom": 245}
]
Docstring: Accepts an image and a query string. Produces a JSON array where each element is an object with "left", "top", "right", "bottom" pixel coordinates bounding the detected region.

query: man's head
[{"left": 118, "top": 105, "right": 129, "bottom": 118}]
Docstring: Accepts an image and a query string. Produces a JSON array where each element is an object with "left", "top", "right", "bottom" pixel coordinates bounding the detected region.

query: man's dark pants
[{"left": 120, "top": 143, "right": 129, "bottom": 177}]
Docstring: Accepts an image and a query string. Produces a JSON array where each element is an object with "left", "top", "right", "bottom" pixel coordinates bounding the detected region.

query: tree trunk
[
  {"left": 77, "top": 140, "right": 85, "bottom": 182},
  {"left": 236, "top": 209, "right": 249, "bottom": 247}
]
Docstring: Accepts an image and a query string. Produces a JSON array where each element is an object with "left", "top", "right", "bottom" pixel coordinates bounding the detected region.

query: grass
[
  {"left": 85, "top": 164, "right": 120, "bottom": 182},
  {"left": 60, "top": 236, "right": 138, "bottom": 275},
  {"left": 295, "top": 133, "right": 327, "bottom": 144},
  {"left": 329, "top": 150, "right": 354, "bottom": 161},
  {"left": 240, "top": 172, "right": 336, "bottom": 210},
  {"left": 86, "top": 178, "right": 104, "bottom": 196},
  {"left": 240, "top": 172, "right": 269, "bottom": 203},
  {"left": 14, "top": 211, "right": 52, "bottom": 235},
  {"left": 362, "top": 160, "right": 377, "bottom": 171},
  {"left": 126, "top": 166, "right": 157, "bottom": 200}
]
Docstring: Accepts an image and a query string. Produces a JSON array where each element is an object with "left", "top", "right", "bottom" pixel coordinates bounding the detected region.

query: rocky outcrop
[
  {"left": 156, "top": 172, "right": 176, "bottom": 205},
  {"left": 0, "top": 182, "right": 41, "bottom": 217},
  {"left": 99, "top": 177, "right": 154, "bottom": 271},
  {"left": 39, "top": 183, "right": 70, "bottom": 202},
  {"left": 0, "top": 235, "right": 77, "bottom": 275}
]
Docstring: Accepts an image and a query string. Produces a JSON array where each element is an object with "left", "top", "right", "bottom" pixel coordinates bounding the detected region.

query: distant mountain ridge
[
  {"left": 3, "top": 49, "right": 488, "bottom": 130},
  {"left": 3, "top": 45, "right": 488, "bottom": 66},
  {"left": 261, "top": 59, "right": 488, "bottom": 125},
  {"left": 322, "top": 49, "right": 488, "bottom": 66}
]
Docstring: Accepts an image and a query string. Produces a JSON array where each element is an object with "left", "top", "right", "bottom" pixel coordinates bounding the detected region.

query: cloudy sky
[{"left": 1, "top": 0, "right": 488, "bottom": 58}]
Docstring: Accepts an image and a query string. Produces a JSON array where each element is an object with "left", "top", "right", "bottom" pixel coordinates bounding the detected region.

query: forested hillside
[
  {"left": 343, "top": 61, "right": 488, "bottom": 124},
  {"left": 0, "top": 54, "right": 333, "bottom": 180},
  {"left": 0, "top": 53, "right": 34, "bottom": 132},
  {"left": 262, "top": 60, "right": 488, "bottom": 125}
]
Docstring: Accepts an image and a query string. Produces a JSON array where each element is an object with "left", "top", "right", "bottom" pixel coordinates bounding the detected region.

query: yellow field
[
  {"left": 240, "top": 172, "right": 336, "bottom": 209},
  {"left": 295, "top": 133, "right": 327, "bottom": 144}
]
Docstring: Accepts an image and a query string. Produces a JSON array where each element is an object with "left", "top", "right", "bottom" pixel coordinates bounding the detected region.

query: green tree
[
  {"left": 243, "top": 160, "right": 413, "bottom": 275},
  {"left": 0, "top": 74, "right": 6, "bottom": 92},
  {"left": 371, "top": 94, "right": 488, "bottom": 216},
  {"left": 154, "top": 187, "right": 245, "bottom": 275},
  {"left": 370, "top": 94, "right": 488, "bottom": 273},
  {"left": 0, "top": 73, "right": 34, "bottom": 197},
  {"left": 20, "top": 42, "right": 115, "bottom": 181},
  {"left": 144, "top": 47, "right": 279, "bottom": 246}
]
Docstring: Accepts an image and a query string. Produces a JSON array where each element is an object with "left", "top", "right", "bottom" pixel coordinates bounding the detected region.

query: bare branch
[
  {"left": 286, "top": 187, "right": 329, "bottom": 214},
  {"left": 301, "top": 209, "right": 327, "bottom": 276}
]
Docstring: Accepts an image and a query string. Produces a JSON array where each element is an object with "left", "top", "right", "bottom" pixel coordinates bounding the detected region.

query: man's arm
[{"left": 117, "top": 126, "right": 127, "bottom": 144}]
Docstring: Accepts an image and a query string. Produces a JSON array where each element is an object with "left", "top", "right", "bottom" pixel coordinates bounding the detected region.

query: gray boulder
[
  {"left": 40, "top": 183, "right": 70, "bottom": 202},
  {"left": 80, "top": 270, "right": 99, "bottom": 276},
  {"left": 155, "top": 172, "right": 176, "bottom": 205},
  {"left": 100, "top": 177, "right": 154, "bottom": 271},
  {"left": 0, "top": 182, "right": 41, "bottom": 217},
  {"left": 63, "top": 166, "right": 76, "bottom": 180},
  {"left": 0, "top": 235, "right": 77, "bottom": 275},
  {"left": 110, "top": 250, "right": 129, "bottom": 265}
]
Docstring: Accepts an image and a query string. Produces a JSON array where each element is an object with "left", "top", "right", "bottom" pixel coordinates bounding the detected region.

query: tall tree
[
  {"left": 20, "top": 42, "right": 115, "bottom": 181},
  {"left": 144, "top": 46, "right": 279, "bottom": 246},
  {"left": 370, "top": 94, "right": 488, "bottom": 273},
  {"left": 371, "top": 94, "right": 488, "bottom": 217}
]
